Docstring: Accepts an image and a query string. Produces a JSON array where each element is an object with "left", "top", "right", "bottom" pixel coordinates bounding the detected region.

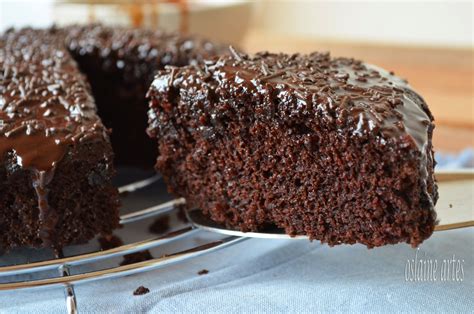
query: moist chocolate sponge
[{"left": 147, "top": 50, "right": 438, "bottom": 248}]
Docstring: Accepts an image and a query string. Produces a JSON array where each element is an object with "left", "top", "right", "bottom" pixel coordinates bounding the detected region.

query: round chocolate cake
[
  {"left": 1, "top": 25, "right": 438, "bottom": 250},
  {"left": 147, "top": 50, "right": 438, "bottom": 248}
]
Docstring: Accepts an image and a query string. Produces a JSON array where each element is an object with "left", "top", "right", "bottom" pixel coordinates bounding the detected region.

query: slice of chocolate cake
[{"left": 147, "top": 50, "right": 438, "bottom": 248}]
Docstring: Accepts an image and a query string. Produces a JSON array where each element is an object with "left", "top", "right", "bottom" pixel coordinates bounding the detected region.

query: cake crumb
[
  {"left": 198, "top": 269, "right": 209, "bottom": 275},
  {"left": 121, "top": 250, "right": 153, "bottom": 266},
  {"left": 149, "top": 215, "right": 170, "bottom": 234},
  {"left": 98, "top": 234, "right": 123, "bottom": 251},
  {"left": 133, "top": 286, "right": 150, "bottom": 296}
]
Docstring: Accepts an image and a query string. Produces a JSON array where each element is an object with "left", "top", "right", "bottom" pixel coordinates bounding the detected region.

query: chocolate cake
[
  {"left": 147, "top": 50, "right": 438, "bottom": 247},
  {"left": 0, "top": 25, "right": 223, "bottom": 250}
]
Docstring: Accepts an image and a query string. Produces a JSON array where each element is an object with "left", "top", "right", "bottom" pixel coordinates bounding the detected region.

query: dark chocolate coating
[
  {"left": 148, "top": 50, "right": 438, "bottom": 247},
  {"left": 0, "top": 27, "right": 107, "bottom": 171}
]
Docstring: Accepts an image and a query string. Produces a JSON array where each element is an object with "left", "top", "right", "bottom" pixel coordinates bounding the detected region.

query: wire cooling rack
[
  {"left": 0, "top": 170, "right": 247, "bottom": 314},
  {"left": 1, "top": 169, "right": 473, "bottom": 313}
]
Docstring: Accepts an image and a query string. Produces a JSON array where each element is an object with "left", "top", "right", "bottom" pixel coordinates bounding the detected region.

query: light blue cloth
[
  {"left": 436, "top": 149, "right": 474, "bottom": 169},
  {"left": 0, "top": 150, "right": 473, "bottom": 313},
  {"left": 1, "top": 229, "right": 473, "bottom": 313}
]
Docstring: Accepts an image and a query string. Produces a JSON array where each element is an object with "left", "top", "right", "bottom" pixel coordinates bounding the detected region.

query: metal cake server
[{"left": 186, "top": 169, "right": 474, "bottom": 239}]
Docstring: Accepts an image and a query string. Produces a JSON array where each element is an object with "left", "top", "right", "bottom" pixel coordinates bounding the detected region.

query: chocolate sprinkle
[{"left": 228, "top": 46, "right": 243, "bottom": 62}]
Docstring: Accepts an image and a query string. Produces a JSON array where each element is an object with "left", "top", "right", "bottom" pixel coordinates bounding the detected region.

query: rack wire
[
  {"left": 2, "top": 169, "right": 473, "bottom": 313},
  {"left": 0, "top": 174, "right": 247, "bottom": 313}
]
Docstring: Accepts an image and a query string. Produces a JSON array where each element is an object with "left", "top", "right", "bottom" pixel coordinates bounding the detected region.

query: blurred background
[{"left": 1, "top": 0, "right": 473, "bottom": 160}]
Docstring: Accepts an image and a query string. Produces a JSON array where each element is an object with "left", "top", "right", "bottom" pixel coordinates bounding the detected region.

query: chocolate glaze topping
[
  {"left": 152, "top": 50, "right": 431, "bottom": 148},
  {"left": 0, "top": 28, "right": 107, "bottom": 171},
  {"left": 65, "top": 24, "right": 221, "bottom": 77},
  {"left": 149, "top": 50, "right": 435, "bottom": 206}
]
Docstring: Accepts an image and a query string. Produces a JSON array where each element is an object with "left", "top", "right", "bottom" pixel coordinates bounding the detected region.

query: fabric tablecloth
[{"left": 1, "top": 150, "right": 473, "bottom": 313}]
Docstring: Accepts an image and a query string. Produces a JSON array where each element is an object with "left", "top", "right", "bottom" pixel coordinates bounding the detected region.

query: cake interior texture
[
  {"left": 148, "top": 51, "right": 438, "bottom": 248},
  {"left": 0, "top": 25, "right": 223, "bottom": 250}
]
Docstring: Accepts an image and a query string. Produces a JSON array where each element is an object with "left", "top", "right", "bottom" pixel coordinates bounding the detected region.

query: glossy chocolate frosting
[
  {"left": 152, "top": 50, "right": 431, "bottom": 147},
  {"left": 148, "top": 49, "right": 437, "bottom": 246},
  {"left": 66, "top": 24, "right": 221, "bottom": 73},
  {"left": 0, "top": 28, "right": 107, "bottom": 170}
]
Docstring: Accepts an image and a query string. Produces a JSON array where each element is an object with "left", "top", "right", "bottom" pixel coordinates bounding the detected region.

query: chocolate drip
[{"left": 32, "top": 168, "right": 57, "bottom": 247}]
